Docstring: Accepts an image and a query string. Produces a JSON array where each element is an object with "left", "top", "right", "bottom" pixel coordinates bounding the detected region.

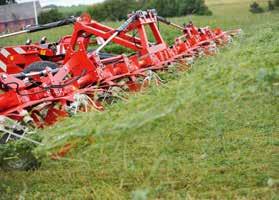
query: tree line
[
  {"left": 87, "top": 0, "right": 212, "bottom": 21},
  {"left": 250, "top": 0, "right": 279, "bottom": 13},
  {"left": 37, "top": 0, "right": 212, "bottom": 24},
  {"left": 0, "top": 0, "right": 16, "bottom": 5}
]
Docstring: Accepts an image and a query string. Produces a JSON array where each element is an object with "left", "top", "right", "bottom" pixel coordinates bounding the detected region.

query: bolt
[{"left": 1, "top": 74, "right": 7, "bottom": 80}]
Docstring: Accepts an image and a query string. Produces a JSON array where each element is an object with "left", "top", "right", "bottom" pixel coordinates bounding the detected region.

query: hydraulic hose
[{"left": 157, "top": 16, "right": 184, "bottom": 31}]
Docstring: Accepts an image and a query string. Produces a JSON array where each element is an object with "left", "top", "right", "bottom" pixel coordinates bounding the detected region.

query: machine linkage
[{"left": 0, "top": 10, "right": 242, "bottom": 143}]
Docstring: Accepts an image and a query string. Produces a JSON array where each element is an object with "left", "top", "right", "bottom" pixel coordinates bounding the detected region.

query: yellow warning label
[{"left": 40, "top": 50, "right": 46, "bottom": 56}]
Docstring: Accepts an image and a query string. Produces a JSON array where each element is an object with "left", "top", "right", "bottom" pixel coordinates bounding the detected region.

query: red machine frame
[{"left": 0, "top": 10, "right": 240, "bottom": 132}]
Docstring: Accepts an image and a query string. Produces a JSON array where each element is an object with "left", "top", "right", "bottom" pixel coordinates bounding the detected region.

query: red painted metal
[{"left": 0, "top": 10, "right": 240, "bottom": 131}]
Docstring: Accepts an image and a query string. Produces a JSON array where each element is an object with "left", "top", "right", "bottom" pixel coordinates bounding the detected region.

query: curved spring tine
[{"left": 84, "top": 94, "right": 103, "bottom": 111}]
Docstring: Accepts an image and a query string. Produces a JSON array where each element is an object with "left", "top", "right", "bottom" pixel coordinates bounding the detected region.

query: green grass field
[{"left": 0, "top": 0, "right": 279, "bottom": 199}]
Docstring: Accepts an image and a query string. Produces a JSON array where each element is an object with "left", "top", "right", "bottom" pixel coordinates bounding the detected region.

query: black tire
[
  {"left": 1, "top": 153, "right": 41, "bottom": 171},
  {"left": 23, "top": 61, "right": 58, "bottom": 74},
  {"left": 0, "top": 133, "right": 9, "bottom": 145},
  {"left": 0, "top": 128, "right": 25, "bottom": 144},
  {"left": 0, "top": 133, "right": 9, "bottom": 144},
  {"left": 0, "top": 130, "right": 41, "bottom": 171}
]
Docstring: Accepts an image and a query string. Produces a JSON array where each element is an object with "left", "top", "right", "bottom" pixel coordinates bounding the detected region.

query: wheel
[
  {"left": 23, "top": 61, "right": 58, "bottom": 74},
  {"left": 0, "top": 152, "right": 40, "bottom": 171},
  {"left": 0, "top": 127, "right": 40, "bottom": 171},
  {"left": 0, "top": 132, "right": 41, "bottom": 171},
  {"left": 0, "top": 133, "right": 8, "bottom": 144},
  {"left": 0, "top": 128, "right": 25, "bottom": 144}
]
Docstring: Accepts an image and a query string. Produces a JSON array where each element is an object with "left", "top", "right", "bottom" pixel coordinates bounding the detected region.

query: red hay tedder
[{"left": 0, "top": 10, "right": 241, "bottom": 145}]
